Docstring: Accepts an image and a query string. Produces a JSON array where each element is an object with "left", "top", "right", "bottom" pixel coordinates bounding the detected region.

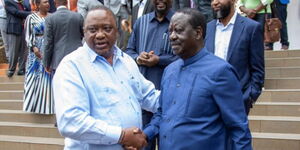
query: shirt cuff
[
  {"left": 105, "top": 125, "right": 122, "bottom": 145},
  {"left": 143, "top": 126, "right": 156, "bottom": 141}
]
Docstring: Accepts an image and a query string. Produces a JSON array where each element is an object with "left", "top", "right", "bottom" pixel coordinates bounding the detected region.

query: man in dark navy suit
[
  {"left": 4, "top": 0, "right": 30, "bottom": 77},
  {"left": 205, "top": 0, "right": 264, "bottom": 114}
]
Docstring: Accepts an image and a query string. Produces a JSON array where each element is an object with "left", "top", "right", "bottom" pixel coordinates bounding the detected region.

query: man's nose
[{"left": 95, "top": 30, "right": 105, "bottom": 39}]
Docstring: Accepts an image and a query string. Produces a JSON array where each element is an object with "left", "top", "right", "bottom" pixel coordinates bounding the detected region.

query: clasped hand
[
  {"left": 136, "top": 51, "right": 159, "bottom": 67},
  {"left": 119, "top": 127, "right": 148, "bottom": 150}
]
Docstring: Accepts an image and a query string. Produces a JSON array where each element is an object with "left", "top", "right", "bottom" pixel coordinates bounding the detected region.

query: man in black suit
[
  {"left": 4, "top": 0, "right": 30, "bottom": 77},
  {"left": 132, "top": 0, "right": 154, "bottom": 25}
]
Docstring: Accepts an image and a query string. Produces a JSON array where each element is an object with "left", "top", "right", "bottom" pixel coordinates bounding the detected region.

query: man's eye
[
  {"left": 175, "top": 28, "right": 183, "bottom": 33},
  {"left": 104, "top": 26, "right": 112, "bottom": 32},
  {"left": 88, "top": 27, "right": 97, "bottom": 33}
]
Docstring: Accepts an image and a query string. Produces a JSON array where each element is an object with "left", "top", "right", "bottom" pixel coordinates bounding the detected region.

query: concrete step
[
  {"left": 258, "top": 89, "right": 300, "bottom": 102},
  {"left": 250, "top": 102, "right": 300, "bottom": 116},
  {"left": 0, "top": 82, "right": 24, "bottom": 90},
  {"left": 0, "top": 135, "right": 64, "bottom": 150},
  {"left": 265, "top": 57, "right": 300, "bottom": 67},
  {"left": 0, "top": 100, "right": 22, "bottom": 110},
  {"left": 249, "top": 116, "right": 300, "bottom": 134},
  {"left": 0, "top": 122, "right": 62, "bottom": 138},
  {"left": 0, "top": 110, "right": 56, "bottom": 124},
  {"left": 0, "top": 76, "right": 24, "bottom": 82},
  {"left": 252, "top": 132, "right": 300, "bottom": 150},
  {"left": 266, "top": 67, "right": 300, "bottom": 78},
  {"left": 265, "top": 49, "right": 300, "bottom": 58},
  {"left": 0, "top": 90, "right": 23, "bottom": 100},
  {"left": 265, "top": 78, "right": 300, "bottom": 89}
]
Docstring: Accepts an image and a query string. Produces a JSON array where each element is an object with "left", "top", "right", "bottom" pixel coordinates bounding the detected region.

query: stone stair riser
[
  {"left": 0, "top": 141, "right": 64, "bottom": 150},
  {"left": 266, "top": 68, "right": 300, "bottom": 78},
  {"left": 265, "top": 79, "right": 300, "bottom": 89},
  {"left": 0, "top": 126, "right": 62, "bottom": 138},
  {"left": 0, "top": 101, "right": 22, "bottom": 110},
  {"left": 250, "top": 104, "right": 300, "bottom": 116},
  {"left": 258, "top": 91, "right": 300, "bottom": 102},
  {"left": 253, "top": 138, "right": 300, "bottom": 150},
  {"left": 0, "top": 113, "right": 56, "bottom": 124},
  {"left": 250, "top": 120, "right": 300, "bottom": 134}
]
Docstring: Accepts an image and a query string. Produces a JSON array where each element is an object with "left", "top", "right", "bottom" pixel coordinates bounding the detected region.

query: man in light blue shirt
[{"left": 53, "top": 6, "right": 160, "bottom": 150}]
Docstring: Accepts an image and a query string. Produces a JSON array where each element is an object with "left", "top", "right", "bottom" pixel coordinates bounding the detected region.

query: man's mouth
[{"left": 95, "top": 42, "right": 108, "bottom": 49}]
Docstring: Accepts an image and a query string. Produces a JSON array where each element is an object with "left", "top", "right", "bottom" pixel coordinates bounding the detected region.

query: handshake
[{"left": 119, "top": 127, "right": 148, "bottom": 150}]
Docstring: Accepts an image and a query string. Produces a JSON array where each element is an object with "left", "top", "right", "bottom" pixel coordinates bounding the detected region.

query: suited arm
[
  {"left": 42, "top": 17, "right": 54, "bottom": 69},
  {"left": 249, "top": 23, "right": 265, "bottom": 101},
  {"left": 212, "top": 65, "right": 252, "bottom": 150},
  {"left": 77, "top": 0, "right": 88, "bottom": 18},
  {"left": 4, "top": 1, "right": 30, "bottom": 19}
]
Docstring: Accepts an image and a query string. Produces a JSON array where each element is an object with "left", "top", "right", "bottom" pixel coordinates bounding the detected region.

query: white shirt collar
[{"left": 216, "top": 11, "right": 238, "bottom": 26}]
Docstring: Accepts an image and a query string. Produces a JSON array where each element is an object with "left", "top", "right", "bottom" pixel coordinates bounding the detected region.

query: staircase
[
  {"left": 0, "top": 64, "right": 64, "bottom": 150},
  {"left": 250, "top": 50, "right": 300, "bottom": 150}
]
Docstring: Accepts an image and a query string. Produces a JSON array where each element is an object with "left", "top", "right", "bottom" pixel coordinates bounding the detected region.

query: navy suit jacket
[
  {"left": 131, "top": 0, "right": 154, "bottom": 26},
  {"left": 4, "top": 0, "right": 31, "bottom": 35},
  {"left": 205, "top": 14, "right": 264, "bottom": 108}
]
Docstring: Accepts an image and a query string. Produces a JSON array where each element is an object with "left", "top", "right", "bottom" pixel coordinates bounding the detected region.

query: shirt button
[
  {"left": 173, "top": 101, "right": 176, "bottom": 104},
  {"left": 176, "top": 83, "right": 180, "bottom": 87},
  {"left": 182, "top": 67, "right": 186, "bottom": 70},
  {"left": 129, "top": 96, "right": 131, "bottom": 99},
  {"left": 120, "top": 81, "right": 124, "bottom": 84},
  {"left": 167, "top": 119, "right": 170, "bottom": 122},
  {"left": 163, "top": 135, "right": 167, "bottom": 139}
]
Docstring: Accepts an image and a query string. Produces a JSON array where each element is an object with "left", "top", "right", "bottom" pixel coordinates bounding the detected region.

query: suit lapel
[
  {"left": 227, "top": 14, "right": 245, "bottom": 61},
  {"left": 143, "top": 0, "right": 151, "bottom": 14},
  {"left": 207, "top": 20, "right": 217, "bottom": 53}
]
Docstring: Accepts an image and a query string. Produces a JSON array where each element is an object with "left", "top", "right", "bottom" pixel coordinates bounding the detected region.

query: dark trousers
[
  {"left": 142, "top": 110, "right": 156, "bottom": 150},
  {"left": 253, "top": 13, "right": 267, "bottom": 33},
  {"left": 267, "top": 0, "right": 289, "bottom": 48},
  {"left": 7, "top": 33, "right": 27, "bottom": 72}
]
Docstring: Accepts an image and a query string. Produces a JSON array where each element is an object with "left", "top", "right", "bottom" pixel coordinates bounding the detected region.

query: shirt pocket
[{"left": 95, "top": 82, "right": 120, "bottom": 107}]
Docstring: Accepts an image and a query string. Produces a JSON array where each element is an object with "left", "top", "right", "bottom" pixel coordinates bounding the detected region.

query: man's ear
[{"left": 195, "top": 26, "right": 203, "bottom": 40}]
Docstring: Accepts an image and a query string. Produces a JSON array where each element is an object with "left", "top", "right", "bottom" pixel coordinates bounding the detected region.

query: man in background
[
  {"left": 205, "top": 0, "right": 264, "bottom": 114},
  {"left": 4, "top": 0, "right": 31, "bottom": 77},
  {"left": 42, "top": 0, "right": 83, "bottom": 73}
]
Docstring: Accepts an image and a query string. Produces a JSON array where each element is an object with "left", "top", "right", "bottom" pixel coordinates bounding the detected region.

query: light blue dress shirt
[
  {"left": 53, "top": 43, "right": 160, "bottom": 150},
  {"left": 214, "top": 11, "right": 237, "bottom": 60}
]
